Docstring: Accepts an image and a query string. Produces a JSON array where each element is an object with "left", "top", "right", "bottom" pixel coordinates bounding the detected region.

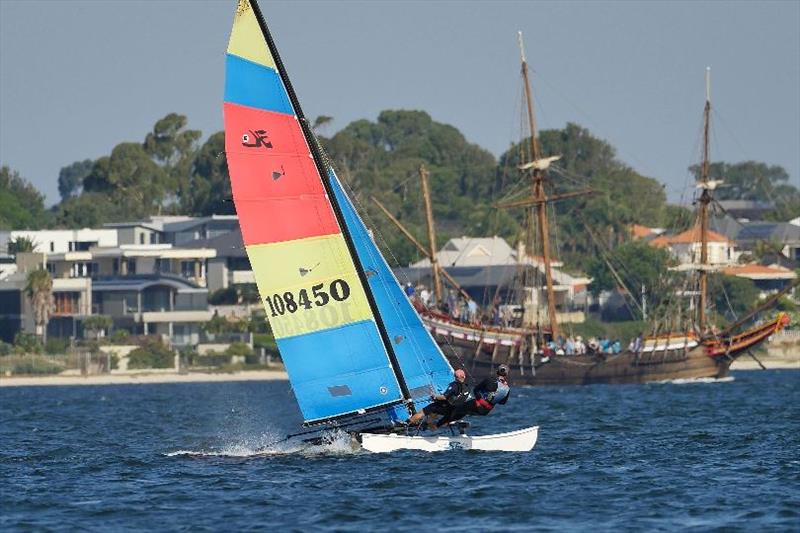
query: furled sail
[{"left": 224, "top": 0, "right": 407, "bottom": 423}]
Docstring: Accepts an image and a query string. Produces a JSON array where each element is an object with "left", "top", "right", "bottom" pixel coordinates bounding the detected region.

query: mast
[
  {"left": 419, "top": 165, "right": 443, "bottom": 306},
  {"left": 518, "top": 31, "right": 559, "bottom": 339},
  {"left": 247, "top": 0, "right": 414, "bottom": 410},
  {"left": 698, "top": 67, "right": 711, "bottom": 332}
]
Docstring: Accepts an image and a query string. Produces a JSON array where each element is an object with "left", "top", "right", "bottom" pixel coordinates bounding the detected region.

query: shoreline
[
  {"left": 1, "top": 360, "right": 797, "bottom": 388},
  {"left": 0, "top": 369, "right": 289, "bottom": 387}
]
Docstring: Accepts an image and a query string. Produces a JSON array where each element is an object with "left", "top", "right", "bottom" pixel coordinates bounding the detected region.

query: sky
[{"left": 1, "top": 0, "right": 798, "bottom": 208}]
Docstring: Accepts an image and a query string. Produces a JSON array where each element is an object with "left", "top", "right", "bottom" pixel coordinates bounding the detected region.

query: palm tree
[
  {"left": 7, "top": 236, "right": 36, "bottom": 256},
  {"left": 25, "top": 268, "right": 54, "bottom": 344}
]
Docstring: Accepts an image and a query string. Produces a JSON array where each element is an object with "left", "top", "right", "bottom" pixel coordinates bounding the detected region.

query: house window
[
  {"left": 50, "top": 241, "right": 55, "bottom": 252},
  {"left": 46, "top": 263, "right": 56, "bottom": 275},
  {"left": 150, "top": 233, "right": 156, "bottom": 244},
  {"left": 54, "top": 292, "right": 80, "bottom": 315},
  {"left": 181, "top": 260, "right": 195, "bottom": 278},
  {"left": 139, "top": 233, "right": 145, "bottom": 244}
]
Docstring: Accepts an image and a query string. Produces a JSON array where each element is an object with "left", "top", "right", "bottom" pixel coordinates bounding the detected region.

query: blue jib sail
[{"left": 329, "top": 170, "right": 455, "bottom": 412}]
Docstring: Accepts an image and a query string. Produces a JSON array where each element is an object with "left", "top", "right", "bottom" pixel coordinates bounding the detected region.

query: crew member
[
  {"left": 437, "top": 364, "right": 511, "bottom": 427},
  {"left": 408, "top": 368, "right": 469, "bottom": 430}
]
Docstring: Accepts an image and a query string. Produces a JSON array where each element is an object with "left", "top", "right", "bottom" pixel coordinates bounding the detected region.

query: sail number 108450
[{"left": 264, "top": 279, "right": 351, "bottom": 317}]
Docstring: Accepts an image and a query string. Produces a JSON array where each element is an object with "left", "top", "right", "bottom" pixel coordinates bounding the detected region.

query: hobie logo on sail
[{"left": 241, "top": 129, "right": 273, "bottom": 149}]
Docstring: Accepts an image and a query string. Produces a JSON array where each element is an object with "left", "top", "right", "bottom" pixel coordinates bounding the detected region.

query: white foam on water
[
  {"left": 658, "top": 376, "right": 735, "bottom": 385},
  {"left": 164, "top": 428, "right": 360, "bottom": 458}
]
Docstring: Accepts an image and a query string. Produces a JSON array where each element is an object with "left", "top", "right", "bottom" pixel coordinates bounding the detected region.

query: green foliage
[
  {"left": 202, "top": 313, "right": 248, "bottom": 334},
  {"left": 321, "top": 110, "right": 498, "bottom": 264},
  {"left": 83, "top": 315, "right": 113, "bottom": 336},
  {"left": 110, "top": 329, "right": 131, "bottom": 344},
  {"left": 0, "top": 355, "right": 63, "bottom": 375},
  {"left": 183, "top": 132, "right": 233, "bottom": 216},
  {"left": 208, "top": 287, "right": 238, "bottom": 305},
  {"left": 7, "top": 236, "right": 37, "bottom": 255},
  {"left": 193, "top": 352, "right": 231, "bottom": 367},
  {"left": 225, "top": 341, "right": 253, "bottom": 357},
  {"left": 13, "top": 332, "right": 43, "bottom": 354},
  {"left": 127, "top": 338, "right": 174, "bottom": 369},
  {"left": 708, "top": 274, "right": 760, "bottom": 322},
  {"left": 57, "top": 159, "right": 93, "bottom": 201},
  {"left": 691, "top": 160, "right": 800, "bottom": 221},
  {"left": 0, "top": 166, "right": 49, "bottom": 230},
  {"left": 0, "top": 342, "right": 13, "bottom": 356},
  {"left": 586, "top": 241, "right": 673, "bottom": 297},
  {"left": 44, "top": 337, "right": 69, "bottom": 355},
  {"left": 253, "top": 333, "right": 277, "bottom": 352}
]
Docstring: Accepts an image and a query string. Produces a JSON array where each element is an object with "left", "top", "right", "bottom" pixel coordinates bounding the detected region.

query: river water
[{"left": 1, "top": 370, "right": 798, "bottom": 531}]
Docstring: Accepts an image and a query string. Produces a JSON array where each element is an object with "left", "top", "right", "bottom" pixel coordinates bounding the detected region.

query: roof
[
  {"left": 162, "top": 215, "right": 239, "bottom": 234},
  {"left": 649, "top": 225, "right": 731, "bottom": 247},
  {"left": 180, "top": 228, "right": 246, "bottom": 258},
  {"left": 721, "top": 264, "right": 797, "bottom": 281},
  {"left": 630, "top": 224, "right": 655, "bottom": 239},
  {"left": 736, "top": 222, "right": 800, "bottom": 244}
]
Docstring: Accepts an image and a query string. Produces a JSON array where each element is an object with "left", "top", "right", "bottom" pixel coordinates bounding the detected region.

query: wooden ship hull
[{"left": 423, "top": 311, "right": 790, "bottom": 386}]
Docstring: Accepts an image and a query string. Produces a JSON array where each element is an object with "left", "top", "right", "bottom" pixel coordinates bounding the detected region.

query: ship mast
[
  {"left": 419, "top": 164, "right": 443, "bottom": 306},
  {"left": 698, "top": 67, "right": 712, "bottom": 332},
  {"left": 518, "top": 31, "right": 559, "bottom": 339}
]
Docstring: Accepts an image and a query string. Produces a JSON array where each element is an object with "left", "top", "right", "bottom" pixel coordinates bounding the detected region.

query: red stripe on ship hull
[{"left": 224, "top": 102, "right": 340, "bottom": 245}]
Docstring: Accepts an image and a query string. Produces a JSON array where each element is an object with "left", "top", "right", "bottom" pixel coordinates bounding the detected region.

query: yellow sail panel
[
  {"left": 247, "top": 234, "right": 373, "bottom": 339},
  {"left": 227, "top": 0, "right": 277, "bottom": 70}
]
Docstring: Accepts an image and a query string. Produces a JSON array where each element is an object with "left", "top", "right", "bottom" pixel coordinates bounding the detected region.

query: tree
[
  {"left": 184, "top": 132, "right": 233, "bottom": 216},
  {"left": 312, "top": 115, "right": 333, "bottom": 132},
  {"left": 0, "top": 166, "right": 48, "bottom": 230},
  {"left": 708, "top": 274, "right": 759, "bottom": 322},
  {"left": 82, "top": 143, "right": 169, "bottom": 219},
  {"left": 57, "top": 159, "right": 93, "bottom": 201},
  {"left": 143, "top": 113, "right": 201, "bottom": 205},
  {"left": 25, "top": 269, "right": 54, "bottom": 343},
  {"left": 7, "top": 236, "right": 37, "bottom": 255},
  {"left": 83, "top": 315, "right": 113, "bottom": 339},
  {"left": 690, "top": 160, "right": 800, "bottom": 221},
  {"left": 586, "top": 241, "right": 673, "bottom": 299},
  {"left": 497, "top": 123, "right": 669, "bottom": 268}
]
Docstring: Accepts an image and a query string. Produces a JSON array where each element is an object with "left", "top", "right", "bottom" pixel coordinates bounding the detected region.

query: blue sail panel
[
  {"left": 277, "top": 319, "right": 404, "bottom": 422},
  {"left": 225, "top": 54, "right": 294, "bottom": 115},
  {"left": 329, "top": 171, "right": 454, "bottom": 407}
]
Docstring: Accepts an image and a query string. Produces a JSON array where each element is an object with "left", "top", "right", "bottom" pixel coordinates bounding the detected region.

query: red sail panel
[{"left": 224, "top": 102, "right": 340, "bottom": 246}]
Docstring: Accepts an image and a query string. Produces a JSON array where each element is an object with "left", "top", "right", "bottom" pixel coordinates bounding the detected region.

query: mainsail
[{"left": 223, "top": 0, "right": 451, "bottom": 425}]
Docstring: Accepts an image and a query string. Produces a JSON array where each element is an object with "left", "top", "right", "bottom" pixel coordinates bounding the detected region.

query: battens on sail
[
  {"left": 328, "top": 171, "right": 454, "bottom": 407},
  {"left": 223, "top": 0, "right": 404, "bottom": 423}
]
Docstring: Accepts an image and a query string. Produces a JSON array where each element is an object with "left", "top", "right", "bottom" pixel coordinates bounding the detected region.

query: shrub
[
  {"left": 225, "top": 341, "right": 253, "bottom": 357},
  {"left": 110, "top": 329, "right": 130, "bottom": 344},
  {"left": 45, "top": 337, "right": 69, "bottom": 355},
  {"left": 0, "top": 355, "right": 63, "bottom": 375},
  {"left": 127, "top": 338, "right": 174, "bottom": 369},
  {"left": 13, "top": 332, "right": 42, "bottom": 355},
  {"left": 208, "top": 287, "right": 238, "bottom": 305},
  {"left": 193, "top": 352, "right": 231, "bottom": 367}
]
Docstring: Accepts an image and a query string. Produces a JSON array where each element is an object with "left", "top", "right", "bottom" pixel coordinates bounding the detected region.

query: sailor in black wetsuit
[
  {"left": 408, "top": 368, "right": 469, "bottom": 430},
  {"left": 436, "top": 364, "right": 511, "bottom": 427}
]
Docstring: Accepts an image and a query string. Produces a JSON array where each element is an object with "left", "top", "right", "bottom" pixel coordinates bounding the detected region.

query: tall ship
[{"left": 371, "top": 38, "right": 792, "bottom": 385}]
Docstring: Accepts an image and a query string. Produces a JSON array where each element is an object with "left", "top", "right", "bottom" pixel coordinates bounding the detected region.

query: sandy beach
[{"left": 0, "top": 369, "right": 289, "bottom": 387}]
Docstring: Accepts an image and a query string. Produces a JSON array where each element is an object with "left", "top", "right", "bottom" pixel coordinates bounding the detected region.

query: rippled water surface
[{"left": 2, "top": 370, "right": 798, "bottom": 531}]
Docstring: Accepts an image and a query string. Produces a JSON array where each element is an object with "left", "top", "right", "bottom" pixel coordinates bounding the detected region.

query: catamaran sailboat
[{"left": 223, "top": 0, "right": 537, "bottom": 452}]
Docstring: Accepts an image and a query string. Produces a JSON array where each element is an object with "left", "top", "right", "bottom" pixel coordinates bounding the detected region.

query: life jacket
[
  {"left": 481, "top": 377, "right": 510, "bottom": 406},
  {"left": 447, "top": 381, "right": 470, "bottom": 406}
]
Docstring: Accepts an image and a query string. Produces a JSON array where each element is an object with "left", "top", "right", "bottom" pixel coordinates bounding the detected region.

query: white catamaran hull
[{"left": 360, "top": 426, "right": 539, "bottom": 453}]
